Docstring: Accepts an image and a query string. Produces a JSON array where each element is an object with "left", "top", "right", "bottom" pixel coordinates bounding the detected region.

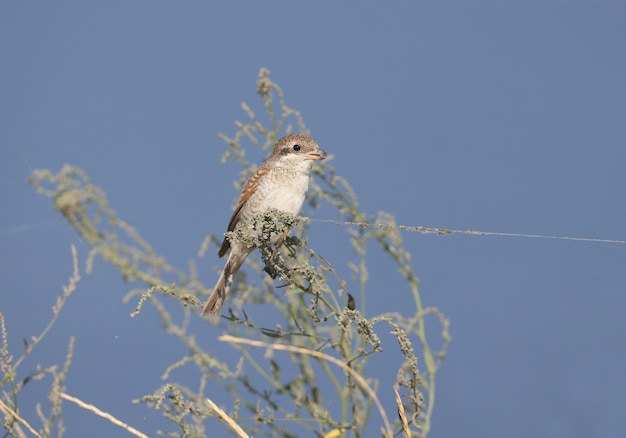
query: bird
[{"left": 201, "top": 134, "right": 327, "bottom": 316}]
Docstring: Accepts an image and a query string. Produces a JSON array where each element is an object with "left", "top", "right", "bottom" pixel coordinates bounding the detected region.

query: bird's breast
[{"left": 253, "top": 172, "right": 310, "bottom": 215}]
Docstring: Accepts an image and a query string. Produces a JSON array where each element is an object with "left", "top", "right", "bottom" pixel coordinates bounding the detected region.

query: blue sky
[{"left": 2, "top": 2, "right": 626, "bottom": 437}]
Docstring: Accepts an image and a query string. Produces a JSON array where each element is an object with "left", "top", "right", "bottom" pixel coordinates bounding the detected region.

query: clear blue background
[{"left": 2, "top": 2, "right": 626, "bottom": 437}]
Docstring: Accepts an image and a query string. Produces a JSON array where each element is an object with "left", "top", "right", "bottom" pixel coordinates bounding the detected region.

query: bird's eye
[{"left": 293, "top": 144, "right": 301, "bottom": 151}]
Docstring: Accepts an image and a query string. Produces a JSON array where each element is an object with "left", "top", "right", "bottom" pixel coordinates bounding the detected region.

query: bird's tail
[{"left": 201, "top": 248, "right": 250, "bottom": 316}]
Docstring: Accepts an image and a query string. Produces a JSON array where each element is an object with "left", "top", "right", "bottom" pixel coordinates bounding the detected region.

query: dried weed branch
[{"left": 18, "top": 68, "right": 450, "bottom": 437}]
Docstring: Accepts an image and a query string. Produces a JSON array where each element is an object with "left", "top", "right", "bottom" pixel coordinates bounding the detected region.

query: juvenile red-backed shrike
[{"left": 201, "top": 134, "right": 327, "bottom": 315}]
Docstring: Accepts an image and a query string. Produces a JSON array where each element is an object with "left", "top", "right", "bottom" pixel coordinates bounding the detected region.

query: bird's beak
[{"left": 307, "top": 148, "right": 327, "bottom": 161}]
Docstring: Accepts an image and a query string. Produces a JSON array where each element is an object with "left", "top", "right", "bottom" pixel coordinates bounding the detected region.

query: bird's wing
[{"left": 218, "top": 165, "right": 270, "bottom": 257}]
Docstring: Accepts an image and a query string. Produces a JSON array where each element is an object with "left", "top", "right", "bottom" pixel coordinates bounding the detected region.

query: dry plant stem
[
  {"left": 0, "top": 399, "right": 41, "bottom": 438},
  {"left": 394, "top": 386, "right": 410, "bottom": 438},
  {"left": 219, "top": 335, "right": 393, "bottom": 437},
  {"left": 205, "top": 398, "right": 250, "bottom": 438},
  {"left": 60, "top": 393, "right": 148, "bottom": 438}
]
